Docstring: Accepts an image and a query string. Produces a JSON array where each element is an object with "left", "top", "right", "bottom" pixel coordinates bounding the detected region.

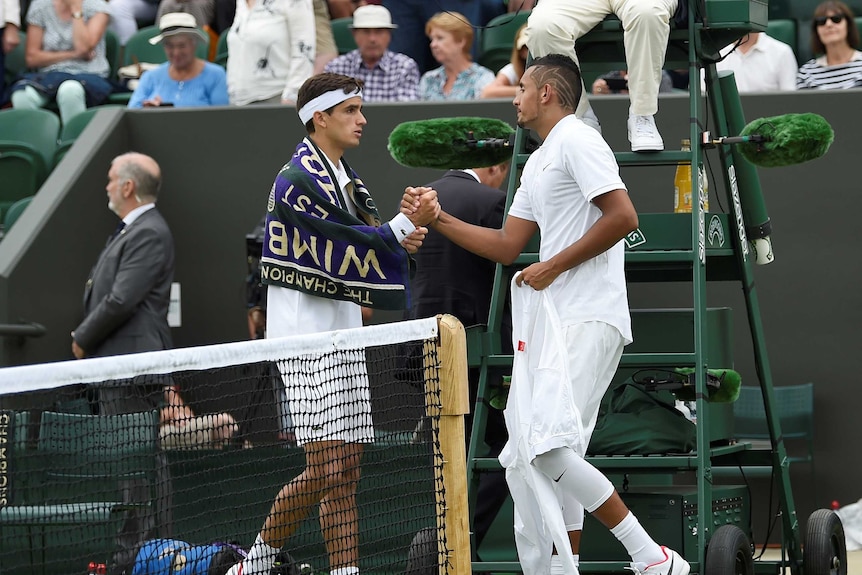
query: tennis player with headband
[{"left": 226, "top": 73, "right": 439, "bottom": 575}]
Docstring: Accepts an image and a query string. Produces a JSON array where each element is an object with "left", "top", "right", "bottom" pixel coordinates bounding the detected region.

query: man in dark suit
[
  {"left": 72, "top": 151, "right": 174, "bottom": 362},
  {"left": 407, "top": 162, "right": 512, "bottom": 551},
  {"left": 71, "top": 151, "right": 175, "bottom": 574}
]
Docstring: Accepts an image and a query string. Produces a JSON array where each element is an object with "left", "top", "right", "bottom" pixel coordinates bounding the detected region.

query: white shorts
[
  {"left": 527, "top": 320, "right": 625, "bottom": 458},
  {"left": 279, "top": 349, "right": 375, "bottom": 446}
]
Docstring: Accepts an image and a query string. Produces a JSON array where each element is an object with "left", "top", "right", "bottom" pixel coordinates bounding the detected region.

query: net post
[{"left": 432, "top": 314, "right": 471, "bottom": 575}]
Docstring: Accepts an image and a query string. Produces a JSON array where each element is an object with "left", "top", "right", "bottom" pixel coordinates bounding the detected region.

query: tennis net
[{"left": 0, "top": 315, "right": 470, "bottom": 575}]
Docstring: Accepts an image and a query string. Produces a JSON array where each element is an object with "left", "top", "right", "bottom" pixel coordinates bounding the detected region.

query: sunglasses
[{"left": 815, "top": 14, "right": 846, "bottom": 26}]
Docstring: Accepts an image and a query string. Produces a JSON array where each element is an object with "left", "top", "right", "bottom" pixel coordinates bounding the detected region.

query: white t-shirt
[
  {"left": 498, "top": 62, "right": 518, "bottom": 85},
  {"left": 715, "top": 33, "right": 798, "bottom": 92},
  {"left": 266, "top": 150, "right": 360, "bottom": 338},
  {"left": 265, "top": 148, "right": 413, "bottom": 337},
  {"left": 226, "top": 0, "right": 315, "bottom": 105},
  {"left": 507, "top": 114, "right": 632, "bottom": 343}
]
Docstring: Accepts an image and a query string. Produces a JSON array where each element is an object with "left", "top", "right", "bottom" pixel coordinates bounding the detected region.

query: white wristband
[{"left": 388, "top": 212, "right": 416, "bottom": 245}]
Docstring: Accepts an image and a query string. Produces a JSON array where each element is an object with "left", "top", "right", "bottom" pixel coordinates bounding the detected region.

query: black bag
[{"left": 587, "top": 382, "right": 696, "bottom": 456}]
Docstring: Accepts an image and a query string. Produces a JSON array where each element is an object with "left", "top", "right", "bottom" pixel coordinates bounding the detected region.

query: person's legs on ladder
[{"left": 525, "top": 0, "right": 610, "bottom": 131}]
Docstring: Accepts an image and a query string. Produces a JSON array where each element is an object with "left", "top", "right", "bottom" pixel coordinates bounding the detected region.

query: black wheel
[
  {"left": 804, "top": 509, "right": 847, "bottom": 575},
  {"left": 705, "top": 524, "right": 754, "bottom": 575}
]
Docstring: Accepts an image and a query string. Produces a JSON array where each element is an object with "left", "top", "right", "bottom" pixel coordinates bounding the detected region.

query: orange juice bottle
[
  {"left": 674, "top": 140, "right": 709, "bottom": 213},
  {"left": 674, "top": 140, "right": 693, "bottom": 213}
]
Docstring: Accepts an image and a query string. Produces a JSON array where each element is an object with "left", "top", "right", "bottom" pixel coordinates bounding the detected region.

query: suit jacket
[
  {"left": 408, "top": 170, "right": 505, "bottom": 327},
  {"left": 75, "top": 207, "right": 175, "bottom": 358}
]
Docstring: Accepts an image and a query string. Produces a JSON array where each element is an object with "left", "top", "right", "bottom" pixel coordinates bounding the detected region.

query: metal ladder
[{"left": 465, "top": 1, "right": 805, "bottom": 573}]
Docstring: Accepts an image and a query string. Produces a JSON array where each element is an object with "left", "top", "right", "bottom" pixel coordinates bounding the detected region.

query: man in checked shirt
[{"left": 324, "top": 4, "right": 420, "bottom": 101}]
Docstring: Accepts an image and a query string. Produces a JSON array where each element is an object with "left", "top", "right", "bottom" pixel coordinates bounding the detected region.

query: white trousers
[
  {"left": 109, "top": 0, "right": 158, "bottom": 44},
  {"left": 526, "top": 0, "right": 678, "bottom": 116}
]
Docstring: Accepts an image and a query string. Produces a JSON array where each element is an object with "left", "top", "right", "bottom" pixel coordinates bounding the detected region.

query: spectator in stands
[
  {"left": 128, "top": 13, "right": 228, "bottom": 108},
  {"left": 159, "top": 384, "right": 245, "bottom": 449},
  {"left": 225, "top": 0, "right": 314, "bottom": 105},
  {"left": 525, "top": 0, "right": 678, "bottom": 151},
  {"left": 481, "top": 23, "right": 528, "bottom": 99},
  {"left": 312, "top": 0, "right": 337, "bottom": 73},
  {"left": 326, "top": 0, "right": 376, "bottom": 19},
  {"left": 72, "top": 152, "right": 174, "bottom": 575},
  {"left": 108, "top": 0, "right": 158, "bottom": 45},
  {"left": 406, "top": 161, "right": 512, "bottom": 547},
  {"left": 592, "top": 70, "right": 674, "bottom": 95},
  {"left": 10, "top": 0, "right": 113, "bottom": 124},
  {"left": 323, "top": 4, "right": 419, "bottom": 101},
  {"left": 383, "top": 0, "right": 505, "bottom": 74},
  {"left": 1, "top": 0, "right": 21, "bottom": 102},
  {"left": 155, "top": 0, "right": 214, "bottom": 31},
  {"left": 706, "top": 32, "right": 798, "bottom": 92},
  {"left": 419, "top": 11, "right": 494, "bottom": 101},
  {"left": 797, "top": 1, "right": 862, "bottom": 90}
]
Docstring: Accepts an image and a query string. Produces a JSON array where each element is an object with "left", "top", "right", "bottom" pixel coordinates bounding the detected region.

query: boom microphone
[
  {"left": 632, "top": 368, "right": 742, "bottom": 404},
  {"left": 737, "top": 113, "right": 834, "bottom": 168},
  {"left": 388, "top": 117, "right": 515, "bottom": 169}
]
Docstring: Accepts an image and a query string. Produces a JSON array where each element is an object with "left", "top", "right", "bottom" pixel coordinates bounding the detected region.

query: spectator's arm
[
  {"left": 326, "top": 0, "right": 356, "bottom": 19},
  {"left": 507, "top": 0, "right": 536, "bottom": 12},
  {"left": 2, "top": 23, "right": 19, "bottom": 54},
  {"left": 24, "top": 24, "right": 78, "bottom": 67},
  {"left": 70, "top": 2, "right": 109, "bottom": 55},
  {"left": 280, "top": 0, "right": 315, "bottom": 103}
]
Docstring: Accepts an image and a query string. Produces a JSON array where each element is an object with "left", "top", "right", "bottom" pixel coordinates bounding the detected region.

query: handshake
[
  {"left": 397, "top": 186, "right": 441, "bottom": 255},
  {"left": 401, "top": 186, "right": 441, "bottom": 227}
]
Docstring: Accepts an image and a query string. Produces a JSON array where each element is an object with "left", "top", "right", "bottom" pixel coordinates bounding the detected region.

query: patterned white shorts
[{"left": 278, "top": 349, "right": 374, "bottom": 446}]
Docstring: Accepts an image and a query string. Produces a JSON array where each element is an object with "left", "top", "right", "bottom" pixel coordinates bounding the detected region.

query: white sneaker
[
  {"left": 630, "top": 546, "right": 690, "bottom": 575},
  {"left": 628, "top": 114, "right": 664, "bottom": 152},
  {"left": 224, "top": 563, "right": 243, "bottom": 575},
  {"left": 581, "top": 106, "right": 602, "bottom": 134}
]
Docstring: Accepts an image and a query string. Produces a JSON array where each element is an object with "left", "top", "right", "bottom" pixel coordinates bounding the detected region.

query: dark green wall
[{"left": 1, "top": 91, "right": 860, "bottom": 531}]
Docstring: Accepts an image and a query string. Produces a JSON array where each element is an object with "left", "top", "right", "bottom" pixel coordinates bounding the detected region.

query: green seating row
[{"left": 0, "top": 106, "right": 120, "bottom": 229}]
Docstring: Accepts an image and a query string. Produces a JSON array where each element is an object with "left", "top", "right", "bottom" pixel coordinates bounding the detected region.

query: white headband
[{"left": 297, "top": 88, "right": 363, "bottom": 124}]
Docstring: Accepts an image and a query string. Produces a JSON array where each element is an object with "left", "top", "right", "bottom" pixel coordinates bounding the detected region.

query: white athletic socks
[
  {"left": 610, "top": 512, "right": 665, "bottom": 566},
  {"left": 330, "top": 567, "right": 360, "bottom": 575},
  {"left": 229, "top": 534, "right": 279, "bottom": 575},
  {"left": 550, "top": 553, "right": 579, "bottom": 574}
]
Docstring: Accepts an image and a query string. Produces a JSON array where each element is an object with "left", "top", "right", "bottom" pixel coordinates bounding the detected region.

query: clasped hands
[{"left": 399, "top": 186, "right": 440, "bottom": 254}]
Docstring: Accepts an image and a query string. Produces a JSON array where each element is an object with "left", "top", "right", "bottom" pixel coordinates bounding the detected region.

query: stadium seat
[
  {"left": 0, "top": 411, "right": 160, "bottom": 573},
  {"left": 478, "top": 11, "right": 530, "bottom": 75},
  {"left": 2, "top": 195, "right": 34, "bottom": 234},
  {"left": 122, "top": 25, "right": 209, "bottom": 66},
  {"left": 714, "top": 383, "right": 815, "bottom": 489},
  {"left": 215, "top": 30, "right": 229, "bottom": 68},
  {"left": 765, "top": 19, "right": 798, "bottom": 63},
  {"left": 0, "top": 108, "right": 60, "bottom": 222},
  {"left": 331, "top": 17, "right": 357, "bottom": 54},
  {"left": 104, "top": 28, "right": 121, "bottom": 82},
  {"left": 53, "top": 106, "right": 124, "bottom": 164}
]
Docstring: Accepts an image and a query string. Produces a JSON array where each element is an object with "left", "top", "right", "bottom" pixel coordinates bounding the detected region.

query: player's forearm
[{"left": 431, "top": 210, "right": 521, "bottom": 264}]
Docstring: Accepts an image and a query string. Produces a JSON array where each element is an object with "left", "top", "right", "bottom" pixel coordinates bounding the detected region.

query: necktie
[{"left": 109, "top": 221, "right": 126, "bottom": 242}]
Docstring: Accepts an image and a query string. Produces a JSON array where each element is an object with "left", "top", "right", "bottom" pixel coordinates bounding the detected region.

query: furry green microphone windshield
[
  {"left": 388, "top": 117, "right": 516, "bottom": 169},
  {"left": 738, "top": 113, "right": 834, "bottom": 168},
  {"left": 673, "top": 368, "right": 741, "bottom": 404}
]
